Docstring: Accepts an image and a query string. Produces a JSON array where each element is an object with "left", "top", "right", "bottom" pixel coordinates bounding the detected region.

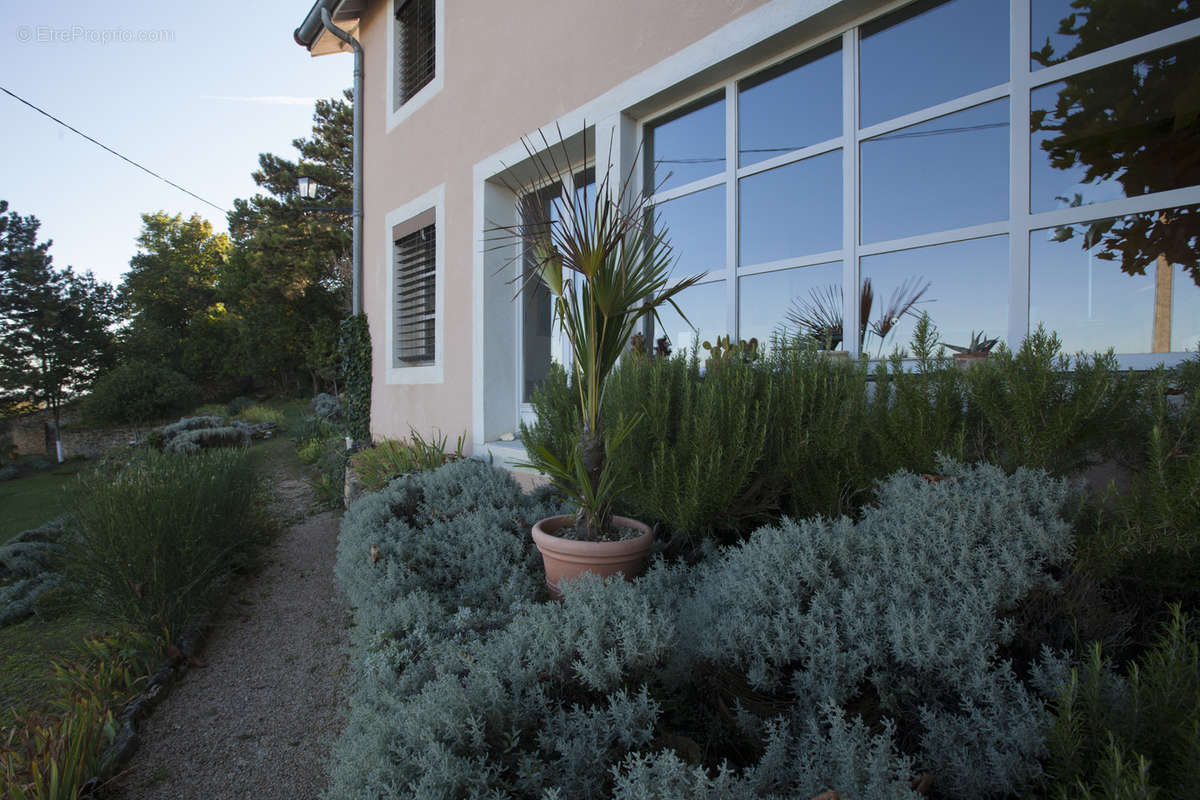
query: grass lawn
[
  {"left": 0, "top": 612, "right": 105, "bottom": 717},
  {"left": 0, "top": 461, "right": 87, "bottom": 545}
]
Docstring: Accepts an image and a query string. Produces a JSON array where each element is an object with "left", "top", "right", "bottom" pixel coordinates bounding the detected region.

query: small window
[
  {"left": 395, "top": 0, "right": 435, "bottom": 108},
  {"left": 394, "top": 222, "right": 436, "bottom": 366}
]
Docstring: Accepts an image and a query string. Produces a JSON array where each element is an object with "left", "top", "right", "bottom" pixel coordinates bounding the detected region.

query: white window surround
[
  {"left": 472, "top": 0, "right": 1200, "bottom": 454},
  {"left": 386, "top": 184, "right": 445, "bottom": 385},
  {"left": 386, "top": 0, "right": 445, "bottom": 133}
]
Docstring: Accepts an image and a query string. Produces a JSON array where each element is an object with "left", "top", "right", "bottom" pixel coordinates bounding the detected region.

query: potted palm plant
[
  {"left": 502, "top": 133, "right": 700, "bottom": 599},
  {"left": 946, "top": 330, "right": 999, "bottom": 368}
]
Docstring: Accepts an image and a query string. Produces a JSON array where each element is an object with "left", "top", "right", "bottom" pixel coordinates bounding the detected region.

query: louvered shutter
[
  {"left": 395, "top": 0, "right": 435, "bottom": 106},
  {"left": 394, "top": 225, "right": 436, "bottom": 366}
]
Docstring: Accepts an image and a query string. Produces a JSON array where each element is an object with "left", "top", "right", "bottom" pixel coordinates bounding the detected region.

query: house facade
[{"left": 295, "top": 0, "right": 1200, "bottom": 459}]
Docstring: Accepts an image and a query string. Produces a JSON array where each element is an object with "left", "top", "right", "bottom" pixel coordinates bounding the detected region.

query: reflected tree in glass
[{"left": 1031, "top": 1, "right": 1200, "bottom": 352}]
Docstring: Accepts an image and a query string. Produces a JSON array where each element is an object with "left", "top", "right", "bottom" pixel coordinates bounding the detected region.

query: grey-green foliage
[
  {"left": 163, "top": 425, "right": 249, "bottom": 453},
  {"left": 0, "top": 519, "right": 67, "bottom": 627},
  {"left": 612, "top": 706, "right": 918, "bottom": 800},
  {"left": 331, "top": 459, "right": 1078, "bottom": 799},
  {"left": 158, "top": 415, "right": 250, "bottom": 453},
  {"left": 312, "top": 392, "right": 343, "bottom": 421}
]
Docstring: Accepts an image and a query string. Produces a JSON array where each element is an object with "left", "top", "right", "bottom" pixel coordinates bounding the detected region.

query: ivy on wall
[{"left": 338, "top": 314, "right": 372, "bottom": 443}]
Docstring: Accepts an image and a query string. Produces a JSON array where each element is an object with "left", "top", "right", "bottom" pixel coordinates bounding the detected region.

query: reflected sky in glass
[
  {"left": 738, "top": 40, "right": 841, "bottom": 168},
  {"left": 654, "top": 280, "right": 728, "bottom": 353},
  {"left": 861, "top": 99, "right": 1009, "bottom": 244},
  {"left": 1030, "top": 40, "right": 1199, "bottom": 214},
  {"left": 646, "top": 94, "right": 725, "bottom": 193},
  {"left": 740, "top": 151, "right": 842, "bottom": 266},
  {"left": 655, "top": 185, "right": 726, "bottom": 279},
  {"left": 739, "top": 262, "right": 842, "bottom": 352},
  {"left": 861, "top": 235, "right": 1009, "bottom": 355},
  {"left": 1031, "top": 0, "right": 1199, "bottom": 70},
  {"left": 1031, "top": 210, "right": 1200, "bottom": 354},
  {"left": 859, "top": 0, "right": 1008, "bottom": 128}
]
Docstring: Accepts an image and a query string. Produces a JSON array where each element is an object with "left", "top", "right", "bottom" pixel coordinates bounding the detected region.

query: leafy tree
[
  {"left": 0, "top": 200, "right": 117, "bottom": 446},
  {"left": 119, "top": 211, "right": 234, "bottom": 385},
  {"left": 225, "top": 91, "right": 351, "bottom": 393}
]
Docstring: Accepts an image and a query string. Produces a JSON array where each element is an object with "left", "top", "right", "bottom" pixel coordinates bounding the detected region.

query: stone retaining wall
[{"left": 5, "top": 409, "right": 146, "bottom": 459}]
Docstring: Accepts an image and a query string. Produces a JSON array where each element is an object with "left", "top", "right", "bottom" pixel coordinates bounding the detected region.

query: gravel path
[{"left": 108, "top": 473, "right": 349, "bottom": 800}]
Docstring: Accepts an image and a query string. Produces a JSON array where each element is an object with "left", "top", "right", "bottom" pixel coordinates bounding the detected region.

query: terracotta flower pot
[
  {"left": 531, "top": 515, "right": 653, "bottom": 600},
  {"left": 952, "top": 352, "right": 989, "bottom": 369}
]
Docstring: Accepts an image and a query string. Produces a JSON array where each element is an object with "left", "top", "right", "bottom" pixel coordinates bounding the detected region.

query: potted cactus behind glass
[
  {"left": 498, "top": 131, "right": 701, "bottom": 598},
  {"left": 946, "top": 330, "right": 999, "bottom": 368}
]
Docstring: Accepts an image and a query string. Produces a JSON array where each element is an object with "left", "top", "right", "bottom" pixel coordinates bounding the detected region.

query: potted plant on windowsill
[
  {"left": 501, "top": 133, "right": 701, "bottom": 599},
  {"left": 946, "top": 330, "right": 999, "bottom": 368}
]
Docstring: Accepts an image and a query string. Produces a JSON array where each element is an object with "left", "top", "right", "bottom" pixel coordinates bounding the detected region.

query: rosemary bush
[
  {"left": 526, "top": 326, "right": 1152, "bottom": 545},
  {"left": 1043, "top": 606, "right": 1200, "bottom": 799}
]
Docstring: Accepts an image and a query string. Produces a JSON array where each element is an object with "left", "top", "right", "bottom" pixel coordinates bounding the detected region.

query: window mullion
[
  {"left": 843, "top": 27, "right": 860, "bottom": 355},
  {"left": 1009, "top": 0, "right": 1032, "bottom": 350},
  {"left": 726, "top": 80, "right": 738, "bottom": 341}
]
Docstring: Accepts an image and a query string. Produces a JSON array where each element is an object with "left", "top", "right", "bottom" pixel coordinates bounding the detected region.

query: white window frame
[
  {"left": 637, "top": 1, "right": 1200, "bottom": 365},
  {"left": 385, "top": 184, "right": 445, "bottom": 385},
  {"left": 386, "top": 0, "right": 445, "bottom": 133}
]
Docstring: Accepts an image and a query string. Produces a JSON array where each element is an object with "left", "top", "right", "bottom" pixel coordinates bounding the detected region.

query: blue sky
[{"left": 1, "top": 0, "right": 349, "bottom": 287}]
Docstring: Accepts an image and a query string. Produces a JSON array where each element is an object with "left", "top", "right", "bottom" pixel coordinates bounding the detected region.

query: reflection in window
[
  {"left": 1031, "top": 206, "right": 1200, "bottom": 354},
  {"left": 740, "top": 151, "right": 841, "bottom": 266},
  {"left": 861, "top": 235, "right": 1009, "bottom": 356},
  {"left": 1030, "top": 40, "right": 1200, "bottom": 214},
  {"left": 645, "top": 94, "right": 725, "bottom": 193},
  {"left": 653, "top": 281, "right": 727, "bottom": 354},
  {"left": 738, "top": 40, "right": 841, "bottom": 168},
  {"left": 653, "top": 185, "right": 726, "bottom": 279},
  {"left": 859, "top": 0, "right": 1008, "bottom": 128},
  {"left": 739, "top": 262, "right": 842, "bottom": 352},
  {"left": 861, "top": 99, "right": 1009, "bottom": 244},
  {"left": 1032, "top": 0, "right": 1200, "bottom": 70}
]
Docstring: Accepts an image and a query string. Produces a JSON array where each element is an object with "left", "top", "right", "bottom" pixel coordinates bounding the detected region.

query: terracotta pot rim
[{"left": 531, "top": 514, "right": 653, "bottom": 557}]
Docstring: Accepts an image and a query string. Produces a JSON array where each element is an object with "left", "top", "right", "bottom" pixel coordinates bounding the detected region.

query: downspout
[{"left": 319, "top": 8, "right": 364, "bottom": 316}]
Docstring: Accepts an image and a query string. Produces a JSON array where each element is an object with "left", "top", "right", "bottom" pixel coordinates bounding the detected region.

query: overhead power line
[{"left": 1, "top": 85, "right": 229, "bottom": 214}]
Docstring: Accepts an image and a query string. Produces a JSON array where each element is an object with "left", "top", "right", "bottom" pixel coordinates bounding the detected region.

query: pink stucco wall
[{"left": 354, "top": 0, "right": 771, "bottom": 447}]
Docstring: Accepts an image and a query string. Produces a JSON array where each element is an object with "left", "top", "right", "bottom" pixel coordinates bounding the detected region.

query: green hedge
[
  {"left": 525, "top": 329, "right": 1151, "bottom": 545},
  {"left": 81, "top": 361, "right": 198, "bottom": 426}
]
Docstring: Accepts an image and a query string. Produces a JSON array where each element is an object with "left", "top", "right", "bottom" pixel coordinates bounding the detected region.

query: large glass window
[
  {"left": 859, "top": 0, "right": 1008, "bottom": 127},
  {"left": 861, "top": 236, "right": 1009, "bottom": 357},
  {"left": 519, "top": 170, "right": 595, "bottom": 403},
  {"left": 1030, "top": 40, "right": 1200, "bottom": 213},
  {"left": 1031, "top": 0, "right": 1200, "bottom": 70},
  {"left": 634, "top": 0, "right": 1199, "bottom": 362},
  {"left": 654, "top": 281, "right": 728, "bottom": 353},
  {"left": 739, "top": 262, "right": 843, "bottom": 352},
  {"left": 740, "top": 151, "right": 841, "bottom": 265},
  {"left": 738, "top": 40, "right": 841, "bottom": 167},
  {"left": 654, "top": 185, "right": 726, "bottom": 278},
  {"left": 1031, "top": 205, "right": 1200, "bottom": 354},
  {"left": 645, "top": 94, "right": 725, "bottom": 193},
  {"left": 861, "top": 99, "right": 1009, "bottom": 243}
]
